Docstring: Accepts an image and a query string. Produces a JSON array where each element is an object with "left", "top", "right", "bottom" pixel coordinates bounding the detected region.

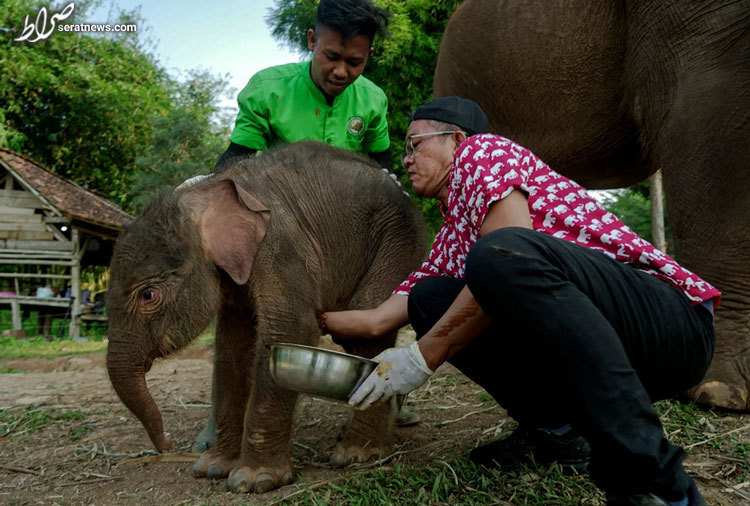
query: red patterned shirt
[{"left": 396, "top": 134, "right": 720, "bottom": 307}]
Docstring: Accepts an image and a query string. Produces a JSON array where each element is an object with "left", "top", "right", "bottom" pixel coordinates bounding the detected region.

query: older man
[{"left": 321, "top": 97, "right": 717, "bottom": 506}]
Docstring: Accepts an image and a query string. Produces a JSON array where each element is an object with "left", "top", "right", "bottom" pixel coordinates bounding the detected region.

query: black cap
[{"left": 410, "top": 96, "right": 489, "bottom": 136}]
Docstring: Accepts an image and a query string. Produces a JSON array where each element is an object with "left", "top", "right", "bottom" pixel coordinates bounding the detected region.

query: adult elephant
[
  {"left": 434, "top": 0, "right": 750, "bottom": 410},
  {"left": 105, "top": 142, "right": 426, "bottom": 493}
]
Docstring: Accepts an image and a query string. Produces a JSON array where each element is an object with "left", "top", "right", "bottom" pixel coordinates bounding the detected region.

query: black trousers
[{"left": 407, "top": 228, "right": 715, "bottom": 499}]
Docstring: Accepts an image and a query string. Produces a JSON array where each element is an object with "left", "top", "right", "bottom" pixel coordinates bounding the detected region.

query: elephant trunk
[{"left": 106, "top": 343, "right": 173, "bottom": 452}]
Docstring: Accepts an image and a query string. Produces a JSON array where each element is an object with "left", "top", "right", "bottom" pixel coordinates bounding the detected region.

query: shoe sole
[{"left": 396, "top": 413, "right": 422, "bottom": 427}]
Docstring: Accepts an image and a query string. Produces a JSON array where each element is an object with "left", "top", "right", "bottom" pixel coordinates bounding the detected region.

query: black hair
[{"left": 315, "top": 0, "right": 389, "bottom": 44}]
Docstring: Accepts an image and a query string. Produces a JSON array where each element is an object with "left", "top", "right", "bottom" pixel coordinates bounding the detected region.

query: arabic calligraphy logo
[{"left": 14, "top": 2, "right": 75, "bottom": 43}]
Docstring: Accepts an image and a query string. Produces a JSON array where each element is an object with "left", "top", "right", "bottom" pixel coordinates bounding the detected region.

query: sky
[{"left": 85, "top": 0, "right": 301, "bottom": 111}]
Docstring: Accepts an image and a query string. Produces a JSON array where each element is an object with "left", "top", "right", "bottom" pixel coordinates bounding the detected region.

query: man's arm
[
  {"left": 348, "top": 191, "right": 533, "bottom": 409},
  {"left": 369, "top": 149, "right": 393, "bottom": 171},
  {"left": 320, "top": 293, "right": 408, "bottom": 339},
  {"left": 212, "top": 142, "right": 257, "bottom": 174}
]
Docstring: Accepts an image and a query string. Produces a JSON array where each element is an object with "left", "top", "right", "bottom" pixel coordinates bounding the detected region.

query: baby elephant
[{"left": 105, "top": 142, "right": 426, "bottom": 493}]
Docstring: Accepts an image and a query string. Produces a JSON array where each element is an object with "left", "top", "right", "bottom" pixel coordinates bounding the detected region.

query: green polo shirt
[{"left": 229, "top": 61, "right": 390, "bottom": 154}]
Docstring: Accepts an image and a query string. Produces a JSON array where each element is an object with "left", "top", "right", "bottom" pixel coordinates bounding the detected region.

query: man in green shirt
[{"left": 212, "top": 0, "right": 392, "bottom": 172}]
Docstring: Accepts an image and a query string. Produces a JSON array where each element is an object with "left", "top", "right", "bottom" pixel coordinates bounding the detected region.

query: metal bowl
[{"left": 268, "top": 343, "right": 376, "bottom": 403}]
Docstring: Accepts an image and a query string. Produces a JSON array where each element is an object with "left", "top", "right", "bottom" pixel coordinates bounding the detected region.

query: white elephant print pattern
[{"left": 396, "top": 134, "right": 720, "bottom": 306}]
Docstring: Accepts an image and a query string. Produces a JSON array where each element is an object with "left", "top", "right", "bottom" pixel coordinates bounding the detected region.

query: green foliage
[
  {"left": 0, "top": 335, "right": 107, "bottom": 360},
  {"left": 266, "top": 0, "right": 464, "bottom": 236},
  {"left": 599, "top": 184, "right": 673, "bottom": 254},
  {"left": 0, "top": 408, "right": 87, "bottom": 439},
  {"left": 68, "top": 422, "right": 95, "bottom": 441},
  {"left": 599, "top": 188, "right": 652, "bottom": 240},
  {"left": 264, "top": 399, "right": 748, "bottom": 503},
  {"left": 0, "top": 306, "right": 107, "bottom": 340},
  {"left": 275, "top": 458, "right": 601, "bottom": 505},
  {"left": 0, "top": 0, "right": 172, "bottom": 207},
  {"left": 1, "top": 1, "right": 232, "bottom": 212},
  {"left": 654, "top": 399, "right": 749, "bottom": 482},
  {"left": 476, "top": 392, "right": 496, "bottom": 405},
  {"left": 267, "top": 0, "right": 319, "bottom": 54},
  {"left": 129, "top": 69, "right": 234, "bottom": 210}
]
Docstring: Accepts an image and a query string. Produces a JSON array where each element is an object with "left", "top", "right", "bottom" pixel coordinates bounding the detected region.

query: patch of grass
[
  {"left": 273, "top": 400, "right": 748, "bottom": 504},
  {"left": 196, "top": 327, "right": 216, "bottom": 347},
  {"left": 655, "top": 399, "right": 750, "bottom": 485},
  {"left": 0, "top": 408, "right": 88, "bottom": 439},
  {"left": 1, "top": 366, "right": 22, "bottom": 373},
  {"left": 476, "top": 392, "right": 497, "bottom": 405},
  {"left": 0, "top": 336, "right": 107, "bottom": 360},
  {"left": 655, "top": 400, "right": 723, "bottom": 448},
  {"left": 68, "top": 423, "right": 95, "bottom": 441},
  {"left": 0, "top": 308, "right": 107, "bottom": 341},
  {"left": 278, "top": 458, "right": 602, "bottom": 505}
]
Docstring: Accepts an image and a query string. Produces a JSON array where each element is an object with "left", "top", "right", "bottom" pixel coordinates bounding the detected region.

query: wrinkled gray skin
[
  {"left": 106, "top": 142, "right": 426, "bottom": 493},
  {"left": 434, "top": 0, "right": 750, "bottom": 410}
]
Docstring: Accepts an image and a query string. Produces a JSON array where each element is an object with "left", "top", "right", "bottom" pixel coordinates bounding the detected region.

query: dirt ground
[{"left": 1, "top": 333, "right": 748, "bottom": 505}]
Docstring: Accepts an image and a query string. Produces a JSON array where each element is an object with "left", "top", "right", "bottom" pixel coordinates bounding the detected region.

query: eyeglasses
[{"left": 402, "top": 131, "right": 458, "bottom": 159}]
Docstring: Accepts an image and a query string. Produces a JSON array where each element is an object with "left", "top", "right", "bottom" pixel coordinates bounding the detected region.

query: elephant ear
[{"left": 191, "top": 179, "right": 270, "bottom": 285}]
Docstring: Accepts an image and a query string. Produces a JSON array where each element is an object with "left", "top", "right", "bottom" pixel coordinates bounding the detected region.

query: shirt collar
[
  {"left": 304, "top": 60, "right": 352, "bottom": 107},
  {"left": 444, "top": 135, "right": 483, "bottom": 218}
]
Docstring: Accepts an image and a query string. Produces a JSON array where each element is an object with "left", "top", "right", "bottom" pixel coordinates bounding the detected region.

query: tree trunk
[{"left": 650, "top": 170, "right": 667, "bottom": 252}]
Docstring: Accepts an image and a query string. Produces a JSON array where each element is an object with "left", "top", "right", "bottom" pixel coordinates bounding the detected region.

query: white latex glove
[
  {"left": 176, "top": 173, "right": 213, "bottom": 190},
  {"left": 348, "top": 342, "right": 434, "bottom": 410}
]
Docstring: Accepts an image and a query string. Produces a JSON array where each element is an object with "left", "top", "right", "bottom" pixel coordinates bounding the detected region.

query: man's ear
[
  {"left": 188, "top": 179, "right": 270, "bottom": 285},
  {"left": 307, "top": 29, "right": 316, "bottom": 51},
  {"left": 452, "top": 130, "right": 468, "bottom": 153}
]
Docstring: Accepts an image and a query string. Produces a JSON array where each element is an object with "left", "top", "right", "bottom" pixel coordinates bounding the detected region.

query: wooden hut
[{"left": 0, "top": 148, "right": 132, "bottom": 338}]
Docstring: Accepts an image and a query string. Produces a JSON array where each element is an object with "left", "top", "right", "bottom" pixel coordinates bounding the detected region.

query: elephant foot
[
  {"left": 329, "top": 438, "right": 390, "bottom": 467},
  {"left": 191, "top": 422, "right": 216, "bottom": 453},
  {"left": 227, "top": 464, "right": 295, "bottom": 494},
  {"left": 192, "top": 450, "right": 240, "bottom": 480},
  {"left": 330, "top": 402, "right": 394, "bottom": 468},
  {"left": 689, "top": 380, "right": 749, "bottom": 411}
]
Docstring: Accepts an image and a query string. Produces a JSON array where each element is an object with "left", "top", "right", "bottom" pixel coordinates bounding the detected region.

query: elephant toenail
[
  {"left": 281, "top": 471, "right": 294, "bottom": 485},
  {"left": 206, "top": 464, "right": 225, "bottom": 480},
  {"left": 192, "top": 461, "right": 205, "bottom": 477},
  {"left": 255, "top": 472, "right": 277, "bottom": 493},
  {"left": 330, "top": 452, "right": 345, "bottom": 467},
  {"left": 228, "top": 473, "right": 251, "bottom": 493}
]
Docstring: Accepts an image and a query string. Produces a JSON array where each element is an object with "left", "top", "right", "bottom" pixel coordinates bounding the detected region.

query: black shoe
[
  {"left": 469, "top": 425, "right": 590, "bottom": 473},
  {"left": 395, "top": 408, "right": 421, "bottom": 427},
  {"left": 606, "top": 477, "right": 707, "bottom": 506}
]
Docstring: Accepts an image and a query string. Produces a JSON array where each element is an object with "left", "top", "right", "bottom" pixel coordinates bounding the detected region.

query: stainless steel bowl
[{"left": 268, "top": 343, "right": 377, "bottom": 402}]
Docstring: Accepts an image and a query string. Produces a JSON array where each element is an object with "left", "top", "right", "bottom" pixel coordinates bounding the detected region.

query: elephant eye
[{"left": 142, "top": 288, "right": 157, "bottom": 302}]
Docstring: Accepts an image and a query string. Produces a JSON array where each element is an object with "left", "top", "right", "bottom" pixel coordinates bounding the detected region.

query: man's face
[
  {"left": 308, "top": 27, "right": 373, "bottom": 97},
  {"left": 402, "top": 120, "right": 461, "bottom": 201}
]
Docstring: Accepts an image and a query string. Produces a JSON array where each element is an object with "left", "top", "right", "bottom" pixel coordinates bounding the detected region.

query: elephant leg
[
  {"left": 226, "top": 294, "right": 315, "bottom": 494},
  {"left": 191, "top": 370, "right": 217, "bottom": 453},
  {"left": 630, "top": 7, "right": 750, "bottom": 409},
  {"left": 193, "top": 305, "right": 257, "bottom": 479},
  {"left": 334, "top": 333, "right": 398, "bottom": 468},
  {"left": 331, "top": 266, "right": 404, "bottom": 467}
]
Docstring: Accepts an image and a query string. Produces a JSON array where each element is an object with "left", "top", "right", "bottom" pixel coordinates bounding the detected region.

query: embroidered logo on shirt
[{"left": 347, "top": 116, "right": 364, "bottom": 136}]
